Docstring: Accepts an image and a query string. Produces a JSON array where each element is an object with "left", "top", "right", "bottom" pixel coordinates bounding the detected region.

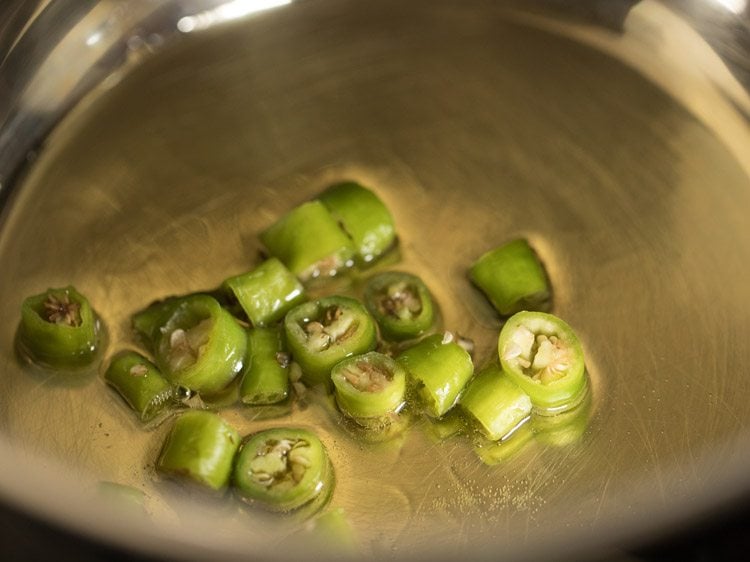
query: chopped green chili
[
  {"left": 318, "top": 182, "right": 396, "bottom": 264},
  {"left": 396, "top": 332, "right": 474, "bottom": 418},
  {"left": 497, "top": 311, "right": 587, "bottom": 413},
  {"left": 17, "top": 286, "right": 101, "bottom": 369},
  {"left": 364, "top": 271, "right": 435, "bottom": 341},
  {"left": 104, "top": 350, "right": 174, "bottom": 422},
  {"left": 157, "top": 410, "right": 240, "bottom": 491},
  {"left": 260, "top": 200, "right": 355, "bottom": 281},
  {"left": 154, "top": 294, "right": 246, "bottom": 396},
  {"left": 131, "top": 296, "right": 184, "bottom": 351},
  {"left": 233, "top": 427, "right": 333, "bottom": 513},
  {"left": 469, "top": 239, "right": 550, "bottom": 316},
  {"left": 19, "top": 175, "right": 600, "bottom": 523},
  {"left": 459, "top": 362, "right": 532, "bottom": 441},
  {"left": 331, "top": 352, "right": 406, "bottom": 423},
  {"left": 222, "top": 258, "right": 305, "bottom": 327},
  {"left": 240, "top": 326, "right": 290, "bottom": 405},
  {"left": 284, "top": 296, "right": 376, "bottom": 387}
]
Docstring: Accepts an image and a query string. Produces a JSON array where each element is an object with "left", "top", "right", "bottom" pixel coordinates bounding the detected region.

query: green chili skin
[
  {"left": 154, "top": 294, "right": 247, "bottom": 396},
  {"left": 497, "top": 311, "right": 587, "bottom": 413},
  {"left": 157, "top": 410, "right": 240, "bottom": 491},
  {"left": 284, "top": 296, "right": 377, "bottom": 387},
  {"left": 459, "top": 362, "right": 532, "bottom": 441},
  {"left": 396, "top": 333, "right": 473, "bottom": 418},
  {"left": 364, "top": 271, "right": 435, "bottom": 341},
  {"left": 318, "top": 182, "right": 396, "bottom": 264},
  {"left": 17, "top": 286, "right": 101, "bottom": 369},
  {"left": 131, "top": 296, "right": 184, "bottom": 352},
  {"left": 233, "top": 427, "right": 333, "bottom": 513},
  {"left": 331, "top": 352, "right": 406, "bottom": 422},
  {"left": 260, "top": 200, "right": 355, "bottom": 281},
  {"left": 104, "top": 350, "right": 174, "bottom": 422},
  {"left": 240, "top": 326, "right": 290, "bottom": 405},
  {"left": 222, "top": 258, "right": 306, "bottom": 327},
  {"left": 470, "top": 239, "right": 550, "bottom": 316}
]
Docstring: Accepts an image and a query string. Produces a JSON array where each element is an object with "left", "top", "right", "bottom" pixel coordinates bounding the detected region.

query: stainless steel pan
[{"left": 0, "top": 1, "right": 749, "bottom": 559}]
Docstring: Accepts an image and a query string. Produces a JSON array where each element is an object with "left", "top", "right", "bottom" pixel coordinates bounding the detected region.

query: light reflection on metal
[
  {"left": 85, "top": 30, "right": 103, "bottom": 46},
  {"left": 177, "top": 0, "right": 293, "bottom": 33},
  {"left": 713, "top": 0, "right": 747, "bottom": 14}
]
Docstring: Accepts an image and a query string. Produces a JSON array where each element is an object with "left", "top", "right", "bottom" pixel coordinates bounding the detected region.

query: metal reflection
[
  {"left": 177, "top": 0, "right": 293, "bottom": 33},
  {"left": 713, "top": 0, "right": 747, "bottom": 14}
]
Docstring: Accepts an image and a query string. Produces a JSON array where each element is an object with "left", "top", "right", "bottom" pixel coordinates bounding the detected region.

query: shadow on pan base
[
  {"left": 0, "top": 501, "right": 164, "bottom": 562},
  {"left": 631, "top": 502, "right": 750, "bottom": 562},
  {"left": 0, "top": 497, "right": 749, "bottom": 562}
]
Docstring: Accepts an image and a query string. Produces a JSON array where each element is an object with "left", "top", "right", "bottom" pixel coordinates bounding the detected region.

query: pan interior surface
[{"left": 0, "top": 1, "right": 749, "bottom": 559}]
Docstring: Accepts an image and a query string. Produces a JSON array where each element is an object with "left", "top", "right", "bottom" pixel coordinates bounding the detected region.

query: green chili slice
[
  {"left": 156, "top": 410, "right": 240, "bottom": 491},
  {"left": 364, "top": 271, "right": 435, "bottom": 341},
  {"left": 234, "top": 427, "right": 333, "bottom": 513},
  {"left": 331, "top": 352, "right": 406, "bottom": 422},
  {"left": 396, "top": 333, "right": 473, "bottom": 418},
  {"left": 104, "top": 350, "right": 174, "bottom": 422},
  {"left": 459, "top": 362, "right": 532, "bottom": 441},
  {"left": 154, "top": 294, "right": 246, "bottom": 396},
  {"left": 469, "top": 239, "right": 551, "bottom": 316},
  {"left": 17, "top": 286, "right": 101, "bottom": 369},
  {"left": 222, "top": 258, "right": 305, "bottom": 327},
  {"left": 497, "top": 311, "right": 587, "bottom": 413},
  {"left": 260, "top": 200, "right": 355, "bottom": 281},
  {"left": 240, "top": 326, "right": 290, "bottom": 405},
  {"left": 284, "top": 296, "right": 376, "bottom": 387},
  {"left": 318, "top": 182, "right": 396, "bottom": 264},
  {"left": 132, "top": 296, "right": 184, "bottom": 352}
]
